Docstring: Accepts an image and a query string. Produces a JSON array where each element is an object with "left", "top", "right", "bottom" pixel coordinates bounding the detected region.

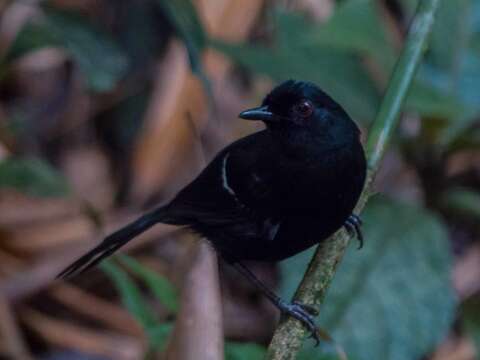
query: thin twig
[
  {"left": 165, "top": 241, "right": 224, "bottom": 360},
  {"left": 267, "top": 0, "right": 441, "bottom": 358}
]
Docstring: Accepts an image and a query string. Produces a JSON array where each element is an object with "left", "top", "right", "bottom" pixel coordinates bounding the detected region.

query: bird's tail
[{"left": 58, "top": 206, "right": 172, "bottom": 278}]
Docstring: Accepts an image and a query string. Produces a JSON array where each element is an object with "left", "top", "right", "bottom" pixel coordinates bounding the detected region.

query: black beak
[{"left": 239, "top": 106, "right": 276, "bottom": 122}]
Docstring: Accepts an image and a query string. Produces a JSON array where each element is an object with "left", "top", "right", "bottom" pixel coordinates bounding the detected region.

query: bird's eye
[{"left": 294, "top": 100, "right": 314, "bottom": 118}]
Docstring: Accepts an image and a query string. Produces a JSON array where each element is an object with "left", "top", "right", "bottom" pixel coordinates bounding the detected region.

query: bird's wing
[{"left": 166, "top": 131, "right": 281, "bottom": 240}]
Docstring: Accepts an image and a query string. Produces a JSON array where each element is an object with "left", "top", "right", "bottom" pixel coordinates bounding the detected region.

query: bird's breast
[{"left": 272, "top": 143, "right": 365, "bottom": 217}]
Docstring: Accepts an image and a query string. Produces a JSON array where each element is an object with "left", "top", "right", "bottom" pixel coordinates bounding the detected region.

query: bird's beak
[{"left": 239, "top": 106, "right": 277, "bottom": 122}]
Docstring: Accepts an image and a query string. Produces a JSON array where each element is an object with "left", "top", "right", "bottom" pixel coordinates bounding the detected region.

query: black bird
[{"left": 59, "top": 80, "right": 366, "bottom": 343}]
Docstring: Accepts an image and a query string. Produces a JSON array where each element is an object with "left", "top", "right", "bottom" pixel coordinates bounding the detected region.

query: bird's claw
[
  {"left": 344, "top": 214, "right": 363, "bottom": 249},
  {"left": 293, "top": 301, "right": 319, "bottom": 316},
  {"left": 279, "top": 301, "right": 320, "bottom": 346}
]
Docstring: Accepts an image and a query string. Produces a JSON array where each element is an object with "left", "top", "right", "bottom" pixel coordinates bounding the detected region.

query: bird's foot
[
  {"left": 344, "top": 214, "right": 363, "bottom": 249},
  {"left": 278, "top": 300, "right": 320, "bottom": 346}
]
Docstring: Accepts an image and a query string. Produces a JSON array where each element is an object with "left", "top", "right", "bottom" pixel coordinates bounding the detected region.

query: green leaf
[
  {"left": 5, "top": 22, "right": 57, "bottom": 62},
  {"left": 115, "top": 1, "right": 168, "bottom": 70},
  {"left": 305, "top": 0, "right": 396, "bottom": 71},
  {"left": 117, "top": 254, "right": 179, "bottom": 313},
  {"left": 101, "top": 260, "right": 157, "bottom": 329},
  {"left": 154, "top": 0, "right": 213, "bottom": 102},
  {"left": 446, "top": 127, "right": 480, "bottom": 153},
  {"left": 428, "top": 0, "right": 471, "bottom": 73},
  {"left": 212, "top": 8, "right": 380, "bottom": 123},
  {"left": 441, "top": 75, "right": 480, "bottom": 146},
  {"left": 297, "top": 351, "right": 340, "bottom": 360},
  {"left": 412, "top": 0, "right": 480, "bottom": 146},
  {"left": 102, "top": 260, "right": 175, "bottom": 352},
  {"left": 416, "top": 57, "right": 480, "bottom": 146},
  {"left": 225, "top": 342, "right": 266, "bottom": 360},
  {"left": 154, "top": 0, "right": 206, "bottom": 75},
  {"left": 0, "top": 158, "right": 69, "bottom": 197},
  {"left": 45, "top": 8, "right": 129, "bottom": 92},
  {"left": 406, "top": 80, "right": 468, "bottom": 119},
  {"left": 280, "top": 198, "right": 456, "bottom": 360},
  {"left": 462, "top": 298, "right": 480, "bottom": 359},
  {"left": 401, "top": 0, "right": 420, "bottom": 16},
  {"left": 95, "top": 86, "right": 151, "bottom": 149},
  {"left": 439, "top": 108, "right": 480, "bottom": 147},
  {"left": 147, "top": 323, "right": 173, "bottom": 352},
  {"left": 8, "top": 7, "right": 129, "bottom": 92},
  {"left": 441, "top": 188, "right": 480, "bottom": 219}
]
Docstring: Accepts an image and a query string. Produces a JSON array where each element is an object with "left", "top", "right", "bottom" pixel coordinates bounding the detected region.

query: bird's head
[{"left": 239, "top": 80, "right": 360, "bottom": 145}]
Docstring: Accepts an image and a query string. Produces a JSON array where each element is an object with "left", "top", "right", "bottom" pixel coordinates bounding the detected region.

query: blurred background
[{"left": 0, "top": 0, "right": 479, "bottom": 359}]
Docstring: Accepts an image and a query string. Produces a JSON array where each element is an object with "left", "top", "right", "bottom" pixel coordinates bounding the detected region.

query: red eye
[{"left": 294, "top": 100, "right": 314, "bottom": 117}]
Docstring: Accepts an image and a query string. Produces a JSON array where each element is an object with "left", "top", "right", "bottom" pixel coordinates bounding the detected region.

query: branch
[{"left": 266, "top": 0, "right": 441, "bottom": 358}]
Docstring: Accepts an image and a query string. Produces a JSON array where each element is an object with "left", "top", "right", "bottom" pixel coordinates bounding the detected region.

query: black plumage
[{"left": 59, "top": 80, "right": 367, "bottom": 342}]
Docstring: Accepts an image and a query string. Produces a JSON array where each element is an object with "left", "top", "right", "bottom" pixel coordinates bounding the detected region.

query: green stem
[{"left": 266, "top": 0, "right": 441, "bottom": 358}]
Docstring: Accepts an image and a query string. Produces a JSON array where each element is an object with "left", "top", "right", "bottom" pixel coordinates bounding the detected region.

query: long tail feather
[{"left": 58, "top": 207, "right": 169, "bottom": 278}]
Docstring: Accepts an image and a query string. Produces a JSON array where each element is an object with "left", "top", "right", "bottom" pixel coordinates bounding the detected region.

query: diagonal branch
[{"left": 267, "top": 0, "right": 442, "bottom": 358}]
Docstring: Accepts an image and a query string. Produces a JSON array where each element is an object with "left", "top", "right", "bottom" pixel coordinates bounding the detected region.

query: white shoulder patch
[
  {"left": 265, "top": 218, "right": 281, "bottom": 241},
  {"left": 221, "top": 153, "right": 236, "bottom": 197}
]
